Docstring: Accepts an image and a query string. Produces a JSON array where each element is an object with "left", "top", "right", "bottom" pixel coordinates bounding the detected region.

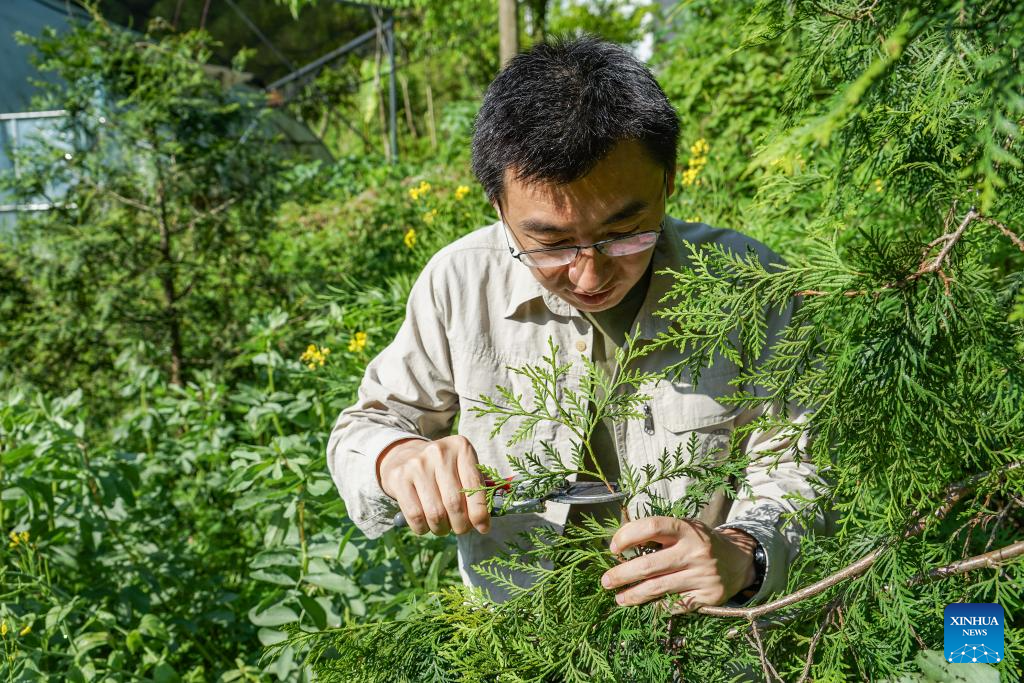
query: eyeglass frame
[{"left": 496, "top": 172, "right": 670, "bottom": 269}]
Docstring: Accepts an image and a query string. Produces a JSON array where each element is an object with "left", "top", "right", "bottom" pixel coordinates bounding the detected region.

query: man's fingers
[
  {"left": 394, "top": 481, "right": 429, "bottom": 535},
  {"left": 611, "top": 570, "right": 689, "bottom": 607},
  {"left": 457, "top": 449, "right": 490, "bottom": 533},
  {"left": 608, "top": 516, "right": 691, "bottom": 555},
  {"left": 601, "top": 546, "right": 681, "bottom": 589},
  {"left": 435, "top": 459, "right": 473, "bottom": 535},
  {"left": 413, "top": 477, "right": 452, "bottom": 536}
]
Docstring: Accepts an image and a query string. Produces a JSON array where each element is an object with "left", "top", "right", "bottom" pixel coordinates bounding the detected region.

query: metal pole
[{"left": 387, "top": 13, "right": 398, "bottom": 164}]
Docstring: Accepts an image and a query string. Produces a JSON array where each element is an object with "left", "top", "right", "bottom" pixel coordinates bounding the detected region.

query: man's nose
[{"left": 568, "top": 247, "right": 608, "bottom": 291}]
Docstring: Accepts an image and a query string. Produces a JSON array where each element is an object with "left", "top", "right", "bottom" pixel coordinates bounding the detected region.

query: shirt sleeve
[
  {"left": 715, "top": 295, "right": 830, "bottom": 606},
  {"left": 326, "top": 257, "right": 459, "bottom": 539}
]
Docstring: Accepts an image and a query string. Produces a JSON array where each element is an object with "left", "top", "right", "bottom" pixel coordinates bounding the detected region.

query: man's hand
[
  {"left": 599, "top": 517, "right": 757, "bottom": 613},
  {"left": 377, "top": 436, "right": 491, "bottom": 536}
]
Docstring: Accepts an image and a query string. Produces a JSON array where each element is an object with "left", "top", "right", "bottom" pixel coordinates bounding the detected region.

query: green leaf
[
  {"left": 138, "top": 614, "right": 169, "bottom": 641},
  {"left": 881, "top": 650, "right": 1000, "bottom": 683},
  {"left": 257, "top": 627, "right": 288, "bottom": 647},
  {"left": 251, "top": 568, "right": 298, "bottom": 586},
  {"left": 125, "top": 630, "right": 143, "bottom": 655},
  {"left": 72, "top": 631, "right": 109, "bottom": 658},
  {"left": 248, "top": 603, "right": 300, "bottom": 627},
  {"left": 152, "top": 662, "right": 180, "bottom": 683},
  {"left": 304, "top": 572, "right": 359, "bottom": 596},
  {"left": 299, "top": 594, "right": 328, "bottom": 630}
]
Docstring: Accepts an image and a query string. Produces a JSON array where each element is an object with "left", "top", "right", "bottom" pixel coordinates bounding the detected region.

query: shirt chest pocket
[
  {"left": 451, "top": 350, "right": 556, "bottom": 476},
  {"left": 646, "top": 369, "right": 741, "bottom": 466}
]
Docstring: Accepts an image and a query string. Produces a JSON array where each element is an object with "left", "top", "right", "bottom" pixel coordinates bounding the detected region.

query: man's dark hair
[{"left": 471, "top": 35, "right": 679, "bottom": 204}]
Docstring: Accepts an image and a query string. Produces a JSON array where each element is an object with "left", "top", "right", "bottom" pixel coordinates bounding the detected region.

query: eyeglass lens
[{"left": 521, "top": 231, "right": 659, "bottom": 267}]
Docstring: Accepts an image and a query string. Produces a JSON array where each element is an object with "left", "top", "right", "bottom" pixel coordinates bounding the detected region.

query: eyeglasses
[
  {"left": 501, "top": 221, "right": 662, "bottom": 268},
  {"left": 498, "top": 172, "right": 668, "bottom": 269}
]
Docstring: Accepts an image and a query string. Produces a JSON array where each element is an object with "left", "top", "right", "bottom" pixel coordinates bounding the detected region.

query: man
[{"left": 328, "top": 37, "right": 826, "bottom": 610}]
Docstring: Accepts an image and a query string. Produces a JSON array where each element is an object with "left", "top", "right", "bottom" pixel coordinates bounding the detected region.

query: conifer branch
[
  {"left": 796, "top": 206, "right": 1024, "bottom": 298},
  {"left": 810, "top": 0, "right": 880, "bottom": 23},
  {"left": 795, "top": 597, "right": 841, "bottom": 683},
  {"left": 978, "top": 215, "right": 1024, "bottom": 254},
  {"left": 712, "top": 462, "right": 1020, "bottom": 628}
]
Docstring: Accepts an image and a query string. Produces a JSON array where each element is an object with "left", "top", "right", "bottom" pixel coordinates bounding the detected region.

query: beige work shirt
[{"left": 327, "top": 216, "right": 828, "bottom": 604}]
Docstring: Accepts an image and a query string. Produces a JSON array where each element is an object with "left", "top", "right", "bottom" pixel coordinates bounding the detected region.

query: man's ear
[
  {"left": 491, "top": 195, "right": 506, "bottom": 220},
  {"left": 665, "top": 164, "right": 677, "bottom": 199}
]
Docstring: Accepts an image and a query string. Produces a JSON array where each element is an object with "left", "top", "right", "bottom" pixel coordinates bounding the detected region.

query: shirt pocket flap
[{"left": 654, "top": 368, "right": 742, "bottom": 434}]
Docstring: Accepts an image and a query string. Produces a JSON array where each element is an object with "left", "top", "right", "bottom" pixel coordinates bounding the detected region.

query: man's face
[{"left": 497, "top": 140, "right": 675, "bottom": 313}]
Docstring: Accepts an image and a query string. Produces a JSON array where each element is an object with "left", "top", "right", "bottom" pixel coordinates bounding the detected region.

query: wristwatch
[{"left": 733, "top": 541, "right": 766, "bottom": 605}]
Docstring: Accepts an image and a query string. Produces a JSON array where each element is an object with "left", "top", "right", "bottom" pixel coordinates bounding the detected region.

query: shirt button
[{"left": 575, "top": 340, "right": 587, "bottom": 352}]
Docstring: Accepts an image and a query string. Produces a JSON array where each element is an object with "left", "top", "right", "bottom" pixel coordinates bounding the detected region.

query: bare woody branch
[{"left": 914, "top": 539, "right": 1024, "bottom": 584}]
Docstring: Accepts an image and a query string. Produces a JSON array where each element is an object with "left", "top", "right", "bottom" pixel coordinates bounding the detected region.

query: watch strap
[{"left": 734, "top": 540, "right": 766, "bottom": 604}]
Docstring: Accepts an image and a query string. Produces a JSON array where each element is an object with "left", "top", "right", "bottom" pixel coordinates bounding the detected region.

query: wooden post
[{"left": 499, "top": 0, "right": 519, "bottom": 69}]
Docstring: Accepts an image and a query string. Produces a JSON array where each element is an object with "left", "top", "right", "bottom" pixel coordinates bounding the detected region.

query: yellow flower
[
  {"left": 408, "top": 180, "right": 431, "bottom": 201},
  {"left": 20, "top": 531, "right": 29, "bottom": 544},
  {"left": 18, "top": 624, "right": 30, "bottom": 637},
  {"left": 681, "top": 141, "right": 710, "bottom": 187},
  {"left": 681, "top": 166, "right": 702, "bottom": 187},
  {"left": 1, "top": 621, "right": 6, "bottom": 637},
  {"left": 686, "top": 216, "right": 701, "bottom": 223},
  {"left": 454, "top": 185, "right": 470, "bottom": 201},
  {"left": 423, "top": 208, "right": 438, "bottom": 225},
  {"left": 404, "top": 228, "right": 417, "bottom": 248},
  {"left": 874, "top": 178, "right": 884, "bottom": 192},
  {"left": 300, "top": 344, "right": 330, "bottom": 369},
  {"left": 347, "top": 331, "right": 368, "bottom": 354},
  {"left": 8, "top": 531, "right": 19, "bottom": 548}
]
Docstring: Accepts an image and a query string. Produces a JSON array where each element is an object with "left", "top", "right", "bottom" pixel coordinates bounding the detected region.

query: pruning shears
[{"left": 392, "top": 478, "right": 625, "bottom": 528}]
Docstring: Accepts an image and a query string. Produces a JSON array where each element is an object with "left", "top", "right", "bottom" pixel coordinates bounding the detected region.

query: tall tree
[{"left": 1, "top": 12, "right": 288, "bottom": 390}]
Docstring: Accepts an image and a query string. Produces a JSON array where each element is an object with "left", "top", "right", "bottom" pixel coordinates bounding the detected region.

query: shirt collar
[
  {"left": 636, "top": 216, "right": 689, "bottom": 340},
  {"left": 496, "top": 221, "right": 575, "bottom": 319}
]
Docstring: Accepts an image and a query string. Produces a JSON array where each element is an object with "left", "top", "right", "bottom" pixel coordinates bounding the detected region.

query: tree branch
[
  {"left": 796, "top": 206, "right": 1024, "bottom": 298},
  {"left": 745, "top": 620, "right": 784, "bottom": 683},
  {"left": 705, "top": 461, "right": 1021, "bottom": 627},
  {"left": 795, "top": 597, "right": 841, "bottom": 683},
  {"left": 978, "top": 216, "right": 1024, "bottom": 254},
  {"left": 171, "top": 196, "right": 238, "bottom": 236},
  {"left": 912, "top": 539, "right": 1024, "bottom": 584}
]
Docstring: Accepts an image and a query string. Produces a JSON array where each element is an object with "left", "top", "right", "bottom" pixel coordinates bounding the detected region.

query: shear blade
[{"left": 549, "top": 481, "right": 624, "bottom": 505}]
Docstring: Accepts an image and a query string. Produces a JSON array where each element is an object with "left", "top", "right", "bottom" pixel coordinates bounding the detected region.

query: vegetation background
[{"left": 1, "top": 0, "right": 1021, "bottom": 681}]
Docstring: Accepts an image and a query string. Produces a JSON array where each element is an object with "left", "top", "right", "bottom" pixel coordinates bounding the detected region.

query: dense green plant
[
  {"left": 0, "top": 14, "right": 493, "bottom": 677},
  {"left": 0, "top": 293, "right": 465, "bottom": 680}
]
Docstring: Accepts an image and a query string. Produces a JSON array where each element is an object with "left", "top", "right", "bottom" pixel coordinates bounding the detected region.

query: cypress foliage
[{"left": 276, "top": 2, "right": 1024, "bottom": 679}]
